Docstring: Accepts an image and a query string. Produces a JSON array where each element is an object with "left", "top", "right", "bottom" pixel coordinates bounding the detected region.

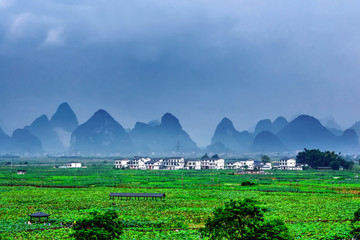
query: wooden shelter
[
  {"left": 109, "top": 192, "right": 166, "bottom": 201},
  {"left": 29, "top": 211, "right": 50, "bottom": 222}
]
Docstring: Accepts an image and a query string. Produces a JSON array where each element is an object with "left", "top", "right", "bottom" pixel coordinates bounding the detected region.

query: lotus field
[{"left": 1, "top": 161, "right": 360, "bottom": 239}]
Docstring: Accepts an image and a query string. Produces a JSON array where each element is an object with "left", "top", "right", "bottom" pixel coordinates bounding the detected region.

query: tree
[
  {"left": 296, "top": 148, "right": 353, "bottom": 170},
  {"left": 261, "top": 155, "right": 271, "bottom": 164},
  {"left": 70, "top": 210, "right": 123, "bottom": 240},
  {"left": 201, "top": 198, "right": 293, "bottom": 240}
]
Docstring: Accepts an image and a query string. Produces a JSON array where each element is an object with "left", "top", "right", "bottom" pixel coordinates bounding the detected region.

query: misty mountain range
[{"left": 0, "top": 102, "right": 359, "bottom": 156}]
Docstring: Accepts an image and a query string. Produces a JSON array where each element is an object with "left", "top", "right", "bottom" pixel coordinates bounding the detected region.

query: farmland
[{"left": 1, "top": 159, "right": 360, "bottom": 239}]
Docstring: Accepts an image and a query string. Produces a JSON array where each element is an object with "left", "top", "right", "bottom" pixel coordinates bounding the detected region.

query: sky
[{"left": 0, "top": 0, "right": 360, "bottom": 147}]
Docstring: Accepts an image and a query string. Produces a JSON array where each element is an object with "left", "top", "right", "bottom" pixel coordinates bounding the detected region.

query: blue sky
[{"left": 1, "top": 0, "right": 360, "bottom": 147}]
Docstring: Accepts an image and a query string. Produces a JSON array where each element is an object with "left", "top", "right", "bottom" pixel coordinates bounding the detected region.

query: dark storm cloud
[{"left": 1, "top": 0, "right": 360, "bottom": 146}]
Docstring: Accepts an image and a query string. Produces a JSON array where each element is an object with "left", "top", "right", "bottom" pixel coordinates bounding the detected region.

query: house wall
[{"left": 67, "top": 163, "right": 81, "bottom": 168}]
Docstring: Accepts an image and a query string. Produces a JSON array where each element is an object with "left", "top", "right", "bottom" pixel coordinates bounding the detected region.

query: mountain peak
[
  {"left": 30, "top": 114, "right": 49, "bottom": 128},
  {"left": 160, "top": 113, "right": 182, "bottom": 131},
  {"left": 254, "top": 119, "right": 272, "bottom": 135},
  {"left": 93, "top": 109, "right": 112, "bottom": 118},
  {"left": 85, "top": 109, "right": 121, "bottom": 128},
  {"left": 218, "top": 117, "right": 235, "bottom": 129},
  {"left": 294, "top": 115, "right": 320, "bottom": 124},
  {"left": 277, "top": 115, "right": 337, "bottom": 151},
  {"left": 50, "top": 102, "right": 78, "bottom": 132},
  {"left": 272, "top": 116, "right": 288, "bottom": 133},
  {"left": 211, "top": 117, "right": 253, "bottom": 152},
  {"left": 70, "top": 109, "right": 132, "bottom": 154}
]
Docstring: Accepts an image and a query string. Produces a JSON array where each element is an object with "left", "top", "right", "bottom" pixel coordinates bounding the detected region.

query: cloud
[
  {"left": 8, "top": 12, "right": 32, "bottom": 38},
  {"left": 43, "top": 27, "right": 64, "bottom": 46}
]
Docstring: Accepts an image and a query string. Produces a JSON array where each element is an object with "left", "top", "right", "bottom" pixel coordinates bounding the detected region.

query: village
[{"left": 113, "top": 155, "right": 304, "bottom": 171}]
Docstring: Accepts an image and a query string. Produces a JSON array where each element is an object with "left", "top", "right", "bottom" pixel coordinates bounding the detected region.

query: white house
[
  {"left": 278, "top": 158, "right": 302, "bottom": 170},
  {"left": 131, "top": 157, "right": 151, "bottom": 170},
  {"left": 201, "top": 157, "right": 225, "bottom": 169},
  {"left": 227, "top": 159, "right": 255, "bottom": 170},
  {"left": 261, "top": 162, "right": 272, "bottom": 170},
  {"left": 66, "top": 162, "right": 82, "bottom": 168},
  {"left": 253, "top": 161, "right": 272, "bottom": 170},
  {"left": 114, "top": 158, "right": 131, "bottom": 168},
  {"left": 162, "top": 157, "right": 185, "bottom": 170},
  {"left": 185, "top": 159, "right": 202, "bottom": 170},
  {"left": 145, "top": 159, "right": 163, "bottom": 170}
]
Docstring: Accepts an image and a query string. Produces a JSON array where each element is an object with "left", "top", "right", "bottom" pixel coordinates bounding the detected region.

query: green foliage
[
  {"left": 2, "top": 164, "right": 360, "bottom": 239},
  {"left": 201, "top": 198, "right": 293, "bottom": 240},
  {"left": 241, "top": 180, "right": 255, "bottom": 186},
  {"left": 296, "top": 149, "right": 353, "bottom": 170},
  {"left": 70, "top": 210, "right": 123, "bottom": 240},
  {"left": 350, "top": 207, "right": 360, "bottom": 239},
  {"left": 261, "top": 155, "right": 271, "bottom": 164}
]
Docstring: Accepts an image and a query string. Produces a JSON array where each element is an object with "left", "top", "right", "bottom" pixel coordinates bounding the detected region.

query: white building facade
[
  {"left": 66, "top": 162, "right": 82, "bottom": 168},
  {"left": 278, "top": 158, "right": 302, "bottom": 170}
]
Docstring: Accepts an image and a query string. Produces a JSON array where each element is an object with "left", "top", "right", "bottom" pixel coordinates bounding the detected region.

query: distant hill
[
  {"left": 25, "top": 102, "right": 78, "bottom": 153},
  {"left": 250, "top": 131, "right": 287, "bottom": 153},
  {"left": 206, "top": 141, "right": 233, "bottom": 153},
  {"left": 0, "top": 128, "right": 11, "bottom": 153},
  {"left": 70, "top": 109, "right": 133, "bottom": 155},
  {"left": 254, "top": 119, "right": 272, "bottom": 135},
  {"left": 351, "top": 121, "right": 360, "bottom": 143},
  {"left": 272, "top": 117, "right": 289, "bottom": 134},
  {"left": 129, "top": 113, "right": 198, "bottom": 154},
  {"left": 50, "top": 102, "right": 78, "bottom": 132},
  {"left": 277, "top": 115, "right": 358, "bottom": 152},
  {"left": 338, "top": 129, "right": 359, "bottom": 153},
  {"left": 25, "top": 114, "right": 63, "bottom": 153},
  {"left": 10, "top": 129, "right": 43, "bottom": 154},
  {"left": 210, "top": 118, "right": 253, "bottom": 152},
  {"left": 254, "top": 117, "right": 288, "bottom": 135},
  {"left": 2, "top": 103, "right": 360, "bottom": 155}
]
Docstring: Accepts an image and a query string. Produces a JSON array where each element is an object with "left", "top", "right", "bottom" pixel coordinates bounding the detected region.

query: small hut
[{"left": 29, "top": 211, "right": 50, "bottom": 222}]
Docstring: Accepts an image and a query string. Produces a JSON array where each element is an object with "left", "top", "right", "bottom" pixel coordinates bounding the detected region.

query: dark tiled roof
[
  {"left": 29, "top": 212, "right": 50, "bottom": 217},
  {"left": 109, "top": 193, "right": 165, "bottom": 197},
  {"left": 162, "top": 157, "right": 183, "bottom": 160},
  {"left": 184, "top": 159, "right": 200, "bottom": 163},
  {"left": 225, "top": 159, "right": 251, "bottom": 164},
  {"left": 145, "top": 160, "right": 161, "bottom": 164},
  {"left": 201, "top": 158, "right": 223, "bottom": 161},
  {"left": 133, "top": 156, "right": 149, "bottom": 160}
]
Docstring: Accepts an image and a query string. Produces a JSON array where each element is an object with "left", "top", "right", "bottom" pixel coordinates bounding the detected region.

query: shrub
[
  {"left": 200, "top": 198, "right": 293, "bottom": 240},
  {"left": 241, "top": 180, "right": 255, "bottom": 186},
  {"left": 70, "top": 210, "right": 123, "bottom": 240}
]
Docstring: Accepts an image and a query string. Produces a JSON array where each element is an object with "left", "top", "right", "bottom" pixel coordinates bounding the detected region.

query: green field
[{"left": 1, "top": 160, "right": 360, "bottom": 239}]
